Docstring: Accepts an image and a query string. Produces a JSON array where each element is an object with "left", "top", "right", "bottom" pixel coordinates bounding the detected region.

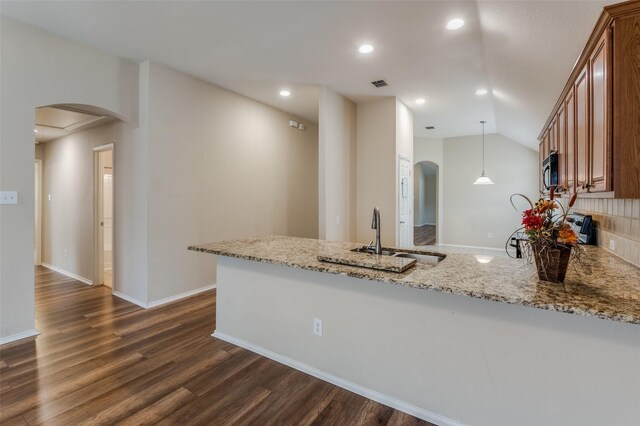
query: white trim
[
  {"left": 34, "top": 159, "right": 43, "bottom": 266},
  {"left": 112, "top": 291, "right": 148, "bottom": 308},
  {"left": 93, "top": 143, "right": 114, "bottom": 152},
  {"left": 147, "top": 284, "right": 216, "bottom": 308},
  {"left": 436, "top": 243, "right": 504, "bottom": 253},
  {"left": 212, "top": 331, "right": 464, "bottom": 426},
  {"left": 112, "top": 284, "right": 216, "bottom": 310},
  {"left": 41, "top": 263, "right": 93, "bottom": 285},
  {"left": 0, "top": 329, "right": 40, "bottom": 345}
]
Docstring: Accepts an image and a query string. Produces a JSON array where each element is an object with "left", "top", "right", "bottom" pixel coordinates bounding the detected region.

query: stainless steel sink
[
  {"left": 350, "top": 246, "right": 445, "bottom": 265},
  {"left": 391, "top": 252, "right": 444, "bottom": 265}
]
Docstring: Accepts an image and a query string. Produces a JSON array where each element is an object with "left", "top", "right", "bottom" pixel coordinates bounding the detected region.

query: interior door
[{"left": 398, "top": 156, "right": 411, "bottom": 248}]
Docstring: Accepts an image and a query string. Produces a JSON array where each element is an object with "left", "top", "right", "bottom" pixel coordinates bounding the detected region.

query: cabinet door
[
  {"left": 550, "top": 120, "right": 557, "bottom": 152},
  {"left": 557, "top": 105, "right": 566, "bottom": 191},
  {"left": 539, "top": 141, "right": 544, "bottom": 193},
  {"left": 565, "top": 88, "right": 576, "bottom": 193},
  {"left": 575, "top": 66, "right": 589, "bottom": 191},
  {"left": 589, "top": 33, "right": 611, "bottom": 192}
]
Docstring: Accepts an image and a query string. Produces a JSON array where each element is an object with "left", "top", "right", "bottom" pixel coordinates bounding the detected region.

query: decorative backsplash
[{"left": 573, "top": 198, "right": 640, "bottom": 267}]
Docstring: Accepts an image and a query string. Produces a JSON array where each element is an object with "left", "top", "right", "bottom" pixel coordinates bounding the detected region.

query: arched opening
[
  {"left": 413, "top": 161, "right": 438, "bottom": 246},
  {"left": 34, "top": 104, "right": 122, "bottom": 294}
]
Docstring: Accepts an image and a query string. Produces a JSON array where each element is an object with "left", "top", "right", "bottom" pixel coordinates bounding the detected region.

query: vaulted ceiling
[{"left": 1, "top": 1, "right": 612, "bottom": 150}]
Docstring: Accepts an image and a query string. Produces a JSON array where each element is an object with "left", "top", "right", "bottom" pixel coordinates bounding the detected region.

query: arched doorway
[
  {"left": 34, "top": 104, "right": 120, "bottom": 292},
  {"left": 413, "top": 161, "right": 438, "bottom": 246}
]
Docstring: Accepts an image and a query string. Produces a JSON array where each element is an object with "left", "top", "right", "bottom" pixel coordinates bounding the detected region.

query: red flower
[{"left": 522, "top": 211, "right": 543, "bottom": 230}]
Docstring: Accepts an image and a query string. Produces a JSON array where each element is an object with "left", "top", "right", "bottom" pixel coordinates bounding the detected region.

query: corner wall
[
  {"left": 145, "top": 62, "right": 319, "bottom": 303},
  {"left": 356, "top": 98, "right": 397, "bottom": 245},
  {"left": 318, "top": 87, "right": 357, "bottom": 241}
]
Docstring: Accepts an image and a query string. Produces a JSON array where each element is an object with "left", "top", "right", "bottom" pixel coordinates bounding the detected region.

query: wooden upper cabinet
[
  {"left": 589, "top": 32, "right": 611, "bottom": 192},
  {"left": 537, "top": 1, "right": 640, "bottom": 199},
  {"left": 557, "top": 105, "right": 567, "bottom": 191},
  {"left": 612, "top": 13, "right": 640, "bottom": 198},
  {"left": 539, "top": 140, "right": 545, "bottom": 193},
  {"left": 565, "top": 88, "right": 576, "bottom": 193},
  {"left": 575, "top": 66, "right": 589, "bottom": 191}
]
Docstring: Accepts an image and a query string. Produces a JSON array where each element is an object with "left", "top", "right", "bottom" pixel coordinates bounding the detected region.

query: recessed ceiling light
[
  {"left": 475, "top": 89, "right": 488, "bottom": 95},
  {"left": 415, "top": 98, "right": 426, "bottom": 105},
  {"left": 34, "top": 129, "right": 38, "bottom": 133},
  {"left": 279, "top": 90, "right": 291, "bottom": 97},
  {"left": 358, "top": 44, "right": 374, "bottom": 54},
  {"left": 446, "top": 18, "right": 465, "bottom": 30}
]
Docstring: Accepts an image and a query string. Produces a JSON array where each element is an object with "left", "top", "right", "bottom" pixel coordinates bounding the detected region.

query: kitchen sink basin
[{"left": 350, "top": 246, "right": 445, "bottom": 265}]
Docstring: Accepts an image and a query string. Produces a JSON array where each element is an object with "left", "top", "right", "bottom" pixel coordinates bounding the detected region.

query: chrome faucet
[{"left": 371, "top": 207, "right": 382, "bottom": 255}]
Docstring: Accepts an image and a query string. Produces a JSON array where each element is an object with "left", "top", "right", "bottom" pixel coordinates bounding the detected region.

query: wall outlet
[
  {"left": 64, "top": 249, "right": 69, "bottom": 258},
  {"left": 488, "top": 232, "right": 493, "bottom": 239},
  {"left": 313, "top": 318, "right": 323, "bottom": 336},
  {"left": 336, "top": 216, "right": 340, "bottom": 225},
  {"left": 609, "top": 239, "right": 616, "bottom": 251},
  {"left": 48, "top": 194, "right": 52, "bottom": 201}
]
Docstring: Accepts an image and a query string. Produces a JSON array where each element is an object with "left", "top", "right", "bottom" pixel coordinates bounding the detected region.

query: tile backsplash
[{"left": 572, "top": 198, "right": 640, "bottom": 267}]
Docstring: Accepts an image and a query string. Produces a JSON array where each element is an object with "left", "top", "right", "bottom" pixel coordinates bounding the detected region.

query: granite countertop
[{"left": 188, "top": 236, "right": 640, "bottom": 325}]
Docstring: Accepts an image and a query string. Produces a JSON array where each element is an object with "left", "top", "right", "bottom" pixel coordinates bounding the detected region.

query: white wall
[
  {"left": 145, "top": 62, "right": 319, "bottom": 302},
  {"left": 318, "top": 87, "right": 357, "bottom": 242},
  {"left": 442, "top": 133, "right": 538, "bottom": 249},
  {"left": 414, "top": 137, "right": 444, "bottom": 242},
  {"left": 356, "top": 98, "right": 397, "bottom": 245},
  {"left": 0, "top": 17, "right": 140, "bottom": 340}
]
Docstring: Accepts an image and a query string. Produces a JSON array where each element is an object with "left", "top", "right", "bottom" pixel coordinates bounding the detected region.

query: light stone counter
[{"left": 189, "top": 236, "right": 640, "bottom": 325}]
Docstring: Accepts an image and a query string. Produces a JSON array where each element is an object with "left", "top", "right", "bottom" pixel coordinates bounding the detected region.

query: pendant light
[{"left": 473, "top": 120, "right": 494, "bottom": 185}]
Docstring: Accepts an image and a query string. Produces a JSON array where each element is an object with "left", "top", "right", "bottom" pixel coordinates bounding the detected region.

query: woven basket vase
[{"left": 531, "top": 242, "right": 572, "bottom": 283}]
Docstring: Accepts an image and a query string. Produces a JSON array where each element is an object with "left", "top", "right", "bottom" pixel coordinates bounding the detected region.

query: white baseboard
[
  {"left": 41, "top": 263, "right": 93, "bottom": 285},
  {"left": 112, "top": 284, "right": 216, "bottom": 310},
  {"left": 148, "top": 284, "right": 216, "bottom": 308},
  {"left": 112, "top": 291, "right": 148, "bottom": 308},
  {"left": 0, "top": 329, "right": 40, "bottom": 345},
  {"left": 212, "top": 331, "right": 464, "bottom": 426}
]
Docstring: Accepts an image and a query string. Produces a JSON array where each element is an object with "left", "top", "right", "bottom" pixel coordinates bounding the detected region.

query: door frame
[
  {"left": 34, "top": 159, "right": 43, "bottom": 266},
  {"left": 397, "top": 154, "right": 412, "bottom": 248},
  {"left": 93, "top": 143, "right": 115, "bottom": 290}
]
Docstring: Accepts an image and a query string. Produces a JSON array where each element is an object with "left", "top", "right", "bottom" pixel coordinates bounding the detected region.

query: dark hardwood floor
[
  {"left": 414, "top": 225, "right": 436, "bottom": 246},
  {"left": 0, "top": 266, "right": 433, "bottom": 425}
]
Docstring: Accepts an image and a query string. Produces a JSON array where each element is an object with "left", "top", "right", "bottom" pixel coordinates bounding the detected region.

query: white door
[{"left": 398, "top": 155, "right": 411, "bottom": 248}]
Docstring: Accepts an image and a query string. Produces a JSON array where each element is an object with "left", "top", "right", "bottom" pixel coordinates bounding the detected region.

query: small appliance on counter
[{"left": 567, "top": 213, "right": 595, "bottom": 245}]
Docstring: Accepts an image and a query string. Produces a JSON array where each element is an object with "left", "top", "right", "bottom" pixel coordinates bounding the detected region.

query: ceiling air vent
[
  {"left": 371, "top": 80, "right": 388, "bottom": 88},
  {"left": 425, "top": 126, "right": 435, "bottom": 130}
]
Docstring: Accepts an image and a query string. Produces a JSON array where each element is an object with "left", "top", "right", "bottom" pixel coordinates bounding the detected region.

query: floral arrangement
[
  {"left": 520, "top": 188, "right": 579, "bottom": 247},
  {"left": 510, "top": 188, "right": 581, "bottom": 282}
]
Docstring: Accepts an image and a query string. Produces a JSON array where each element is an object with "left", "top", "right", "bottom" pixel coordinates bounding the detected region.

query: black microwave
[{"left": 543, "top": 152, "right": 558, "bottom": 190}]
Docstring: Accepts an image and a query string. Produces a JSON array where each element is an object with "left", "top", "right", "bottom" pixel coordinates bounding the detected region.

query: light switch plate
[{"left": 0, "top": 191, "right": 18, "bottom": 205}]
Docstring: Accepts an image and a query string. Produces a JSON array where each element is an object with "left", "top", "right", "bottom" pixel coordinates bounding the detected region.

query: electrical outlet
[
  {"left": 488, "top": 232, "right": 493, "bottom": 239},
  {"left": 336, "top": 216, "right": 340, "bottom": 225},
  {"left": 0, "top": 191, "right": 18, "bottom": 205},
  {"left": 48, "top": 194, "right": 52, "bottom": 201},
  {"left": 313, "top": 318, "right": 323, "bottom": 336},
  {"left": 64, "top": 249, "right": 69, "bottom": 258},
  {"left": 609, "top": 239, "right": 616, "bottom": 251}
]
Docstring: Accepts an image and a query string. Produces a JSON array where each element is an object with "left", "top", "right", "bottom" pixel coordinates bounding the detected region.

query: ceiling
[
  {"left": 2, "top": 1, "right": 612, "bottom": 150},
  {"left": 34, "top": 106, "right": 111, "bottom": 143}
]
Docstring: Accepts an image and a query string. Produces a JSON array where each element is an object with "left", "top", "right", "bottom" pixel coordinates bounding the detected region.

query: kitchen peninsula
[{"left": 189, "top": 236, "right": 640, "bottom": 426}]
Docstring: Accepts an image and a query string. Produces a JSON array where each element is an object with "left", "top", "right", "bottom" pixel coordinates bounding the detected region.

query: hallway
[
  {"left": 414, "top": 225, "right": 436, "bottom": 246},
  {"left": 0, "top": 266, "right": 431, "bottom": 425}
]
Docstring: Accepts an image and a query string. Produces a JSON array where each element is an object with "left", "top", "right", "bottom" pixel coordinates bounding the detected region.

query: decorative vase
[{"left": 531, "top": 242, "right": 572, "bottom": 283}]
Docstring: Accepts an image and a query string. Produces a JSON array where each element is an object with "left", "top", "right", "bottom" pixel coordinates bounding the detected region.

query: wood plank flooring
[
  {"left": 414, "top": 225, "right": 436, "bottom": 246},
  {"left": 0, "top": 266, "right": 434, "bottom": 425}
]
